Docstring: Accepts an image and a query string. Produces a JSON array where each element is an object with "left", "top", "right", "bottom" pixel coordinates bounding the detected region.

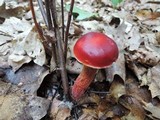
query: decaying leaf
[
  {"left": 8, "top": 26, "right": 46, "bottom": 71},
  {"left": 148, "top": 64, "right": 160, "bottom": 98},
  {"left": 79, "top": 108, "right": 98, "bottom": 120},
  {"left": 0, "top": 93, "right": 50, "bottom": 120},
  {"left": 3, "top": 63, "right": 49, "bottom": 94},
  {"left": 66, "top": 57, "right": 82, "bottom": 74},
  {"left": 109, "top": 76, "right": 125, "bottom": 102},
  {"left": 135, "top": 9, "right": 160, "bottom": 20},
  {"left": 0, "top": 1, "right": 24, "bottom": 19},
  {"left": 126, "top": 47, "right": 160, "bottom": 67},
  {"left": 125, "top": 74, "right": 151, "bottom": 103},
  {"left": 144, "top": 102, "right": 160, "bottom": 119},
  {"left": 50, "top": 96, "right": 72, "bottom": 120},
  {"left": 119, "top": 95, "right": 146, "bottom": 120},
  {"left": 105, "top": 52, "right": 126, "bottom": 82}
]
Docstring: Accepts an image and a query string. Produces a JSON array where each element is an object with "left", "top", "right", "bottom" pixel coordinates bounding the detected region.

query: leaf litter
[{"left": 0, "top": 0, "right": 160, "bottom": 119}]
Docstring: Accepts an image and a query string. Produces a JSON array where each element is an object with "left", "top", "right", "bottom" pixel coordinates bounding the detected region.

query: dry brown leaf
[
  {"left": 55, "top": 104, "right": 71, "bottom": 120},
  {"left": 9, "top": 26, "right": 46, "bottom": 71},
  {"left": 125, "top": 74, "right": 151, "bottom": 103},
  {"left": 135, "top": 9, "right": 160, "bottom": 20},
  {"left": 3, "top": 63, "right": 49, "bottom": 94},
  {"left": 78, "top": 108, "right": 98, "bottom": 120},
  {"left": 105, "top": 52, "right": 126, "bottom": 82},
  {"left": 109, "top": 76, "right": 126, "bottom": 102},
  {"left": 126, "top": 47, "right": 160, "bottom": 67},
  {"left": 0, "top": 93, "right": 50, "bottom": 120},
  {"left": 0, "top": 2, "right": 24, "bottom": 19},
  {"left": 50, "top": 97, "right": 72, "bottom": 120},
  {"left": 119, "top": 95, "right": 146, "bottom": 120},
  {"left": 148, "top": 64, "right": 160, "bottom": 98},
  {"left": 66, "top": 57, "right": 82, "bottom": 74}
]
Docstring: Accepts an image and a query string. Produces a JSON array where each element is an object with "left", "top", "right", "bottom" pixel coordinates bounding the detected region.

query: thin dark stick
[
  {"left": 29, "top": 0, "right": 44, "bottom": 40},
  {"left": 45, "top": 0, "right": 52, "bottom": 30},
  {"left": 50, "top": 0, "right": 69, "bottom": 100},
  {"left": 61, "top": 0, "right": 65, "bottom": 42},
  {"left": 64, "top": 0, "right": 74, "bottom": 60},
  {"left": 37, "top": 0, "right": 48, "bottom": 26},
  {"left": 30, "top": 0, "right": 52, "bottom": 56}
]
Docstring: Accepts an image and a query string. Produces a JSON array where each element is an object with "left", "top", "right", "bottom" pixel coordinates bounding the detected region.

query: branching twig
[
  {"left": 64, "top": 0, "right": 74, "bottom": 60},
  {"left": 50, "top": 0, "right": 69, "bottom": 100}
]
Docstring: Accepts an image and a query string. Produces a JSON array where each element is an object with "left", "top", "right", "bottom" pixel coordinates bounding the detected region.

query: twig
[
  {"left": 29, "top": 0, "right": 44, "bottom": 40},
  {"left": 50, "top": 0, "right": 70, "bottom": 100},
  {"left": 61, "top": 0, "right": 65, "bottom": 42},
  {"left": 45, "top": 0, "right": 52, "bottom": 30},
  {"left": 37, "top": 0, "right": 48, "bottom": 26},
  {"left": 64, "top": 0, "right": 74, "bottom": 60},
  {"left": 29, "top": 0, "right": 52, "bottom": 55}
]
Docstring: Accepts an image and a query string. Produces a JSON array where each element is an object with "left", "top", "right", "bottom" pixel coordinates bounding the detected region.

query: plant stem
[
  {"left": 45, "top": 0, "right": 52, "bottom": 30},
  {"left": 37, "top": 0, "right": 48, "bottom": 26},
  {"left": 30, "top": 0, "right": 52, "bottom": 55},
  {"left": 61, "top": 0, "right": 64, "bottom": 42},
  {"left": 64, "top": 0, "right": 74, "bottom": 60},
  {"left": 50, "top": 0, "right": 69, "bottom": 100},
  {"left": 29, "top": 0, "right": 44, "bottom": 40}
]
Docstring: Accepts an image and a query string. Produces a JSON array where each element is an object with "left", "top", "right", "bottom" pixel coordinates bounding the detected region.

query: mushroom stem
[{"left": 71, "top": 65, "right": 97, "bottom": 100}]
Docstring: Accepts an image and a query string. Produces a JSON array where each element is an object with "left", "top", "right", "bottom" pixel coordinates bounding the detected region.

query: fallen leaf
[
  {"left": 0, "top": 93, "right": 50, "bottom": 120},
  {"left": 119, "top": 95, "right": 146, "bottom": 120},
  {"left": 135, "top": 9, "right": 160, "bottom": 20},
  {"left": 8, "top": 26, "right": 46, "bottom": 71},
  {"left": 3, "top": 63, "right": 49, "bottom": 94},
  {"left": 79, "top": 108, "right": 98, "bottom": 120},
  {"left": 105, "top": 52, "right": 126, "bottom": 82},
  {"left": 50, "top": 96, "right": 72, "bottom": 120},
  {"left": 148, "top": 64, "right": 160, "bottom": 98},
  {"left": 109, "top": 76, "right": 126, "bottom": 102},
  {"left": 144, "top": 102, "right": 160, "bottom": 119}
]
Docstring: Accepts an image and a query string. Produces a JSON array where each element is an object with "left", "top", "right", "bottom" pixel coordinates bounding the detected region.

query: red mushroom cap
[{"left": 73, "top": 32, "right": 119, "bottom": 69}]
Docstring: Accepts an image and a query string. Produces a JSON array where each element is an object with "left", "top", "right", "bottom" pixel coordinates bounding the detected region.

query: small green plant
[{"left": 111, "top": 0, "right": 123, "bottom": 7}]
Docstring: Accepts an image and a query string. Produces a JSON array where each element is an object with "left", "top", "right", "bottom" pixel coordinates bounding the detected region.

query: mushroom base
[{"left": 71, "top": 65, "right": 97, "bottom": 101}]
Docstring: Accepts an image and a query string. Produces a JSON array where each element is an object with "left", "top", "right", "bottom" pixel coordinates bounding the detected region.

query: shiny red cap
[{"left": 73, "top": 32, "right": 119, "bottom": 69}]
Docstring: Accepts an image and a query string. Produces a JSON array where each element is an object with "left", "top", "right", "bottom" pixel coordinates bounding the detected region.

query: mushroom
[{"left": 72, "top": 32, "right": 119, "bottom": 101}]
